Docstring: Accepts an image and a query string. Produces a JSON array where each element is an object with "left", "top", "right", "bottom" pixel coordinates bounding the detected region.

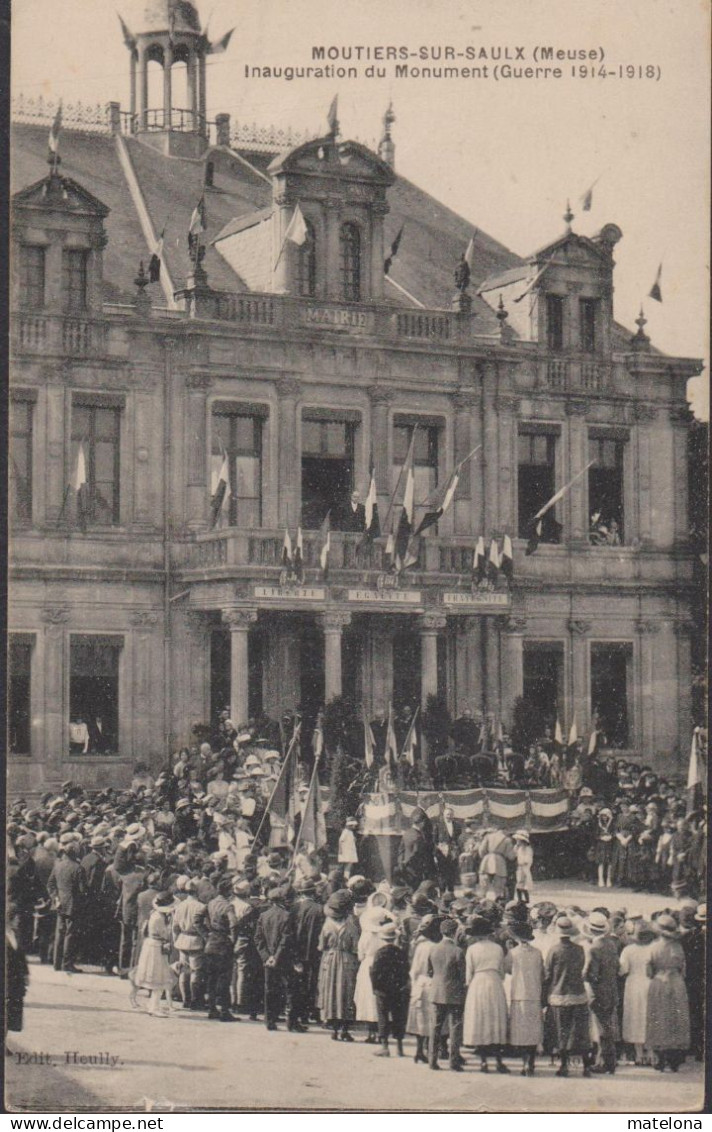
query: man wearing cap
[
  {"left": 584, "top": 912, "right": 619, "bottom": 1074},
  {"left": 172, "top": 878, "right": 207, "bottom": 1010},
  {"left": 254, "top": 884, "right": 301, "bottom": 1031},
  {"left": 200, "top": 875, "right": 239, "bottom": 1022},
  {"left": 47, "top": 843, "right": 87, "bottom": 973},
  {"left": 427, "top": 918, "right": 466, "bottom": 1071},
  {"left": 370, "top": 921, "right": 410, "bottom": 1057},
  {"left": 79, "top": 835, "right": 109, "bottom": 966},
  {"left": 291, "top": 879, "right": 326, "bottom": 1025}
]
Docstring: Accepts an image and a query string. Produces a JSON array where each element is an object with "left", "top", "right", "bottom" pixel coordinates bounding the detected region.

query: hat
[
  {"left": 467, "top": 914, "right": 491, "bottom": 938},
  {"left": 90, "top": 835, "right": 107, "bottom": 848},
  {"left": 58, "top": 832, "right": 75, "bottom": 846},
  {"left": 586, "top": 911, "right": 610, "bottom": 936},
  {"left": 244, "top": 755, "right": 261, "bottom": 768},
  {"left": 125, "top": 822, "right": 147, "bottom": 841},
  {"left": 579, "top": 787, "right": 594, "bottom": 798},
  {"left": 232, "top": 878, "right": 251, "bottom": 896},
  {"left": 510, "top": 922, "right": 534, "bottom": 942},
  {"left": 326, "top": 889, "right": 354, "bottom": 917},
  {"left": 556, "top": 916, "right": 578, "bottom": 938},
  {"left": 249, "top": 767, "right": 266, "bottom": 778},
  {"left": 391, "top": 885, "right": 411, "bottom": 904},
  {"left": 263, "top": 751, "right": 281, "bottom": 761},
  {"left": 656, "top": 913, "right": 680, "bottom": 939},
  {"left": 345, "top": 818, "right": 359, "bottom": 829},
  {"left": 152, "top": 891, "right": 177, "bottom": 911},
  {"left": 267, "top": 883, "right": 293, "bottom": 903},
  {"left": 237, "top": 732, "right": 253, "bottom": 745},
  {"left": 175, "top": 875, "right": 190, "bottom": 891},
  {"left": 695, "top": 903, "right": 706, "bottom": 923},
  {"left": 633, "top": 921, "right": 657, "bottom": 944},
  {"left": 379, "top": 922, "right": 398, "bottom": 942},
  {"left": 513, "top": 829, "right": 530, "bottom": 843},
  {"left": 175, "top": 799, "right": 191, "bottom": 811},
  {"left": 297, "top": 878, "right": 318, "bottom": 895}
]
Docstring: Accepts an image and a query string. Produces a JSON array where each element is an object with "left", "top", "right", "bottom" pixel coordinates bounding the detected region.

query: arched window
[
  {"left": 297, "top": 220, "right": 317, "bottom": 297},
  {"left": 339, "top": 222, "right": 361, "bottom": 302}
]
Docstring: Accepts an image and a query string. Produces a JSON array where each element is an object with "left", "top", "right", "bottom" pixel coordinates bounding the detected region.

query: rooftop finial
[
  {"left": 564, "top": 199, "right": 574, "bottom": 230},
  {"left": 635, "top": 306, "right": 647, "bottom": 334},
  {"left": 378, "top": 101, "right": 396, "bottom": 169},
  {"left": 631, "top": 305, "right": 650, "bottom": 351}
]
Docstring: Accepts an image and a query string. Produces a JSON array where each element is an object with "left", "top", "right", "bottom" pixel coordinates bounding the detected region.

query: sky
[{"left": 12, "top": 0, "right": 710, "bottom": 418}]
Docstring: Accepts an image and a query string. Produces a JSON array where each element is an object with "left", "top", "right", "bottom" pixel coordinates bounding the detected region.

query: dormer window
[
  {"left": 297, "top": 221, "right": 317, "bottom": 297},
  {"left": 339, "top": 222, "right": 361, "bottom": 302},
  {"left": 546, "top": 294, "right": 565, "bottom": 351},
  {"left": 579, "top": 297, "right": 598, "bottom": 352},
  {"left": 63, "top": 249, "right": 89, "bottom": 311},
  {"left": 20, "top": 245, "right": 46, "bottom": 309}
]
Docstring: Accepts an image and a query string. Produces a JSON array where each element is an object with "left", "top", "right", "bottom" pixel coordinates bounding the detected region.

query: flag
[
  {"left": 554, "top": 717, "right": 564, "bottom": 751},
  {"left": 500, "top": 534, "right": 513, "bottom": 583},
  {"left": 487, "top": 538, "right": 500, "bottom": 583},
  {"left": 188, "top": 196, "right": 207, "bottom": 254},
  {"left": 312, "top": 721, "right": 324, "bottom": 760},
  {"left": 568, "top": 714, "right": 578, "bottom": 748},
  {"left": 208, "top": 27, "right": 234, "bottom": 54},
  {"left": 269, "top": 730, "right": 298, "bottom": 841},
  {"left": 148, "top": 228, "right": 164, "bottom": 283},
  {"left": 415, "top": 467, "right": 459, "bottom": 536},
  {"left": 464, "top": 230, "right": 477, "bottom": 270},
  {"left": 319, "top": 511, "right": 331, "bottom": 580},
  {"left": 275, "top": 204, "right": 308, "bottom": 270},
  {"left": 525, "top": 461, "right": 594, "bottom": 555},
  {"left": 393, "top": 431, "right": 416, "bottom": 567},
  {"left": 587, "top": 727, "right": 598, "bottom": 757},
  {"left": 581, "top": 184, "right": 594, "bottom": 211},
  {"left": 118, "top": 15, "right": 136, "bottom": 49},
  {"left": 513, "top": 261, "right": 551, "bottom": 303},
  {"left": 363, "top": 454, "right": 380, "bottom": 541},
  {"left": 281, "top": 529, "right": 292, "bottom": 569},
  {"left": 384, "top": 225, "right": 404, "bottom": 275},
  {"left": 326, "top": 94, "right": 339, "bottom": 136},
  {"left": 294, "top": 526, "right": 304, "bottom": 582},
  {"left": 384, "top": 704, "right": 398, "bottom": 766},
  {"left": 401, "top": 707, "right": 420, "bottom": 767},
  {"left": 363, "top": 711, "right": 375, "bottom": 769},
  {"left": 472, "top": 536, "right": 486, "bottom": 583},
  {"left": 525, "top": 518, "right": 543, "bottom": 557},
  {"left": 478, "top": 718, "right": 487, "bottom": 749},
  {"left": 687, "top": 728, "right": 703, "bottom": 790},
  {"left": 648, "top": 263, "right": 662, "bottom": 303},
  {"left": 210, "top": 448, "right": 230, "bottom": 527},
  {"left": 48, "top": 102, "right": 62, "bottom": 156},
  {"left": 401, "top": 538, "right": 420, "bottom": 571},
  {"left": 385, "top": 531, "right": 395, "bottom": 567},
  {"left": 299, "top": 763, "right": 327, "bottom": 850}
]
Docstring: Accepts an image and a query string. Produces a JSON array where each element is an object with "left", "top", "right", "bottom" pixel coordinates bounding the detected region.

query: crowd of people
[{"left": 5, "top": 724, "right": 706, "bottom": 1078}]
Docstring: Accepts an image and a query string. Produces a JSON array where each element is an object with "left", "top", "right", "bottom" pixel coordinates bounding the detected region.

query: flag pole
[
  {"left": 290, "top": 752, "right": 321, "bottom": 867},
  {"left": 380, "top": 425, "right": 418, "bottom": 539},
  {"left": 252, "top": 731, "right": 299, "bottom": 847},
  {"left": 533, "top": 460, "right": 594, "bottom": 520}
]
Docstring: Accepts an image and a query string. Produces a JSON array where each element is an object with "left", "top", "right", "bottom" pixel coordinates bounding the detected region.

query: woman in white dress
[
  {"left": 463, "top": 916, "right": 510, "bottom": 1072},
  {"left": 354, "top": 896, "right": 393, "bottom": 1042},
  {"left": 406, "top": 914, "right": 440, "bottom": 1063},
  {"left": 134, "top": 892, "right": 177, "bottom": 1017},
  {"left": 619, "top": 920, "right": 656, "bottom": 1064}
]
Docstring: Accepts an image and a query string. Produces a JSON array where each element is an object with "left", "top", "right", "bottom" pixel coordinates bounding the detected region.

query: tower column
[
  {"left": 163, "top": 41, "right": 173, "bottom": 129},
  {"left": 137, "top": 44, "right": 149, "bottom": 129},
  {"left": 198, "top": 53, "right": 207, "bottom": 133},
  {"left": 321, "top": 612, "right": 351, "bottom": 703},
  {"left": 130, "top": 50, "right": 137, "bottom": 123},
  {"left": 187, "top": 49, "right": 197, "bottom": 128},
  {"left": 222, "top": 608, "right": 258, "bottom": 728},
  {"left": 419, "top": 613, "right": 447, "bottom": 707}
]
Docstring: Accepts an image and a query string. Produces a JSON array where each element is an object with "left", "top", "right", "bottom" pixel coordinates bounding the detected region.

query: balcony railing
[
  {"left": 537, "top": 354, "right": 612, "bottom": 391},
  {"left": 13, "top": 312, "right": 108, "bottom": 357}
]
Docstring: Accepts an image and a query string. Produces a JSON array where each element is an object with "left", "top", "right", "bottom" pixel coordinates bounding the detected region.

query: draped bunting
[{"left": 352, "top": 788, "right": 570, "bottom": 836}]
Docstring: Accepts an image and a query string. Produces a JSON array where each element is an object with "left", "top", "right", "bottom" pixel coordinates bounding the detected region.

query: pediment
[
  {"left": 269, "top": 136, "right": 394, "bottom": 186},
  {"left": 534, "top": 232, "right": 605, "bottom": 268},
  {"left": 13, "top": 173, "right": 110, "bottom": 218}
]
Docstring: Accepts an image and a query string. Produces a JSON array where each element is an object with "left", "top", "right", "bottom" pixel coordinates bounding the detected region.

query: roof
[
  {"left": 122, "top": 0, "right": 201, "bottom": 36},
  {"left": 213, "top": 206, "right": 273, "bottom": 244}
]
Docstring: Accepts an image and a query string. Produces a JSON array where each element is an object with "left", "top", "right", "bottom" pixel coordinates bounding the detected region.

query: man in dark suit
[
  {"left": 339, "top": 490, "right": 366, "bottom": 532},
  {"left": 47, "top": 844, "right": 87, "bottom": 973},
  {"left": 433, "top": 806, "right": 463, "bottom": 893},
  {"left": 398, "top": 809, "right": 438, "bottom": 888},
  {"left": 427, "top": 918, "right": 466, "bottom": 1071},
  {"left": 451, "top": 707, "right": 480, "bottom": 760},
  {"left": 369, "top": 706, "right": 388, "bottom": 767},
  {"left": 291, "top": 878, "right": 325, "bottom": 1024},
  {"left": 254, "top": 884, "right": 301, "bottom": 1031}
]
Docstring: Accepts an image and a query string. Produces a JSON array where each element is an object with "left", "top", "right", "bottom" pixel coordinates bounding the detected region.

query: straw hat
[
  {"left": 556, "top": 916, "right": 578, "bottom": 938},
  {"left": 655, "top": 913, "right": 680, "bottom": 939}
]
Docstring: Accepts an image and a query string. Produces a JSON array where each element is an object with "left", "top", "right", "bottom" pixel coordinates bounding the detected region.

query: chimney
[{"left": 215, "top": 113, "right": 231, "bottom": 148}]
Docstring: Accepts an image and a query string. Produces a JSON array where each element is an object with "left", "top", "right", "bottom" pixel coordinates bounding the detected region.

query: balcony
[
  {"left": 13, "top": 312, "right": 108, "bottom": 358},
  {"left": 536, "top": 354, "right": 612, "bottom": 392}
]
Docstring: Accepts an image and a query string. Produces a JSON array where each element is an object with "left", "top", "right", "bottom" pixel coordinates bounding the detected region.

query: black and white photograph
[{"left": 5, "top": 0, "right": 709, "bottom": 1114}]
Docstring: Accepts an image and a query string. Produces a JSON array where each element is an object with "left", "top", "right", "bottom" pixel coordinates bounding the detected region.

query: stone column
[
  {"left": 451, "top": 388, "right": 477, "bottom": 535},
  {"left": 323, "top": 196, "right": 342, "bottom": 301},
  {"left": 185, "top": 374, "right": 212, "bottom": 530},
  {"left": 129, "top": 51, "right": 137, "bottom": 122},
  {"left": 502, "top": 617, "right": 526, "bottom": 728},
  {"left": 130, "top": 610, "right": 159, "bottom": 761},
  {"left": 369, "top": 386, "right": 394, "bottom": 517},
  {"left": 198, "top": 53, "right": 207, "bottom": 128},
  {"left": 674, "top": 621, "right": 693, "bottom": 775},
  {"left": 634, "top": 404, "right": 656, "bottom": 546},
  {"left": 321, "top": 612, "right": 351, "bottom": 703},
  {"left": 670, "top": 407, "right": 690, "bottom": 546},
  {"left": 41, "top": 606, "right": 69, "bottom": 780},
  {"left": 566, "top": 399, "right": 590, "bottom": 543},
  {"left": 483, "top": 615, "right": 502, "bottom": 720},
  {"left": 370, "top": 202, "right": 387, "bottom": 300},
  {"left": 367, "top": 618, "right": 394, "bottom": 715},
  {"left": 419, "top": 613, "right": 447, "bottom": 707},
  {"left": 276, "top": 378, "right": 302, "bottom": 528},
  {"left": 137, "top": 45, "right": 148, "bottom": 129},
  {"left": 187, "top": 50, "right": 197, "bottom": 128},
  {"left": 163, "top": 42, "right": 173, "bottom": 129},
  {"left": 495, "top": 393, "right": 519, "bottom": 535},
  {"left": 453, "top": 616, "right": 483, "bottom": 715},
  {"left": 636, "top": 619, "right": 659, "bottom": 758},
  {"left": 273, "top": 194, "right": 294, "bottom": 293},
  {"left": 569, "top": 619, "right": 591, "bottom": 737},
  {"left": 45, "top": 386, "right": 67, "bottom": 521},
  {"left": 482, "top": 378, "right": 498, "bottom": 536},
  {"left": 222, "top": 609, "right": 258, "bottom": 729}
]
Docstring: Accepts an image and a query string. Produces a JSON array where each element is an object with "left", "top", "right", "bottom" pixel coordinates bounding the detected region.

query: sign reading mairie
[
  {"left": 304, "top": 305, "right": 374, "bottom": 333},
  {"left": 442, "top": 591, "right": 511, "bottom": 608}
]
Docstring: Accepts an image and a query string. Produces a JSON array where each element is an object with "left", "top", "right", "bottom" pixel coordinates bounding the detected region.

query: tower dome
[{"left": 131, "top": 0, "right": 202, "bottom": 36}]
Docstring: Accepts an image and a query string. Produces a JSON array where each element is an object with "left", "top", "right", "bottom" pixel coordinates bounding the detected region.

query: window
[
  {"left": 589, "top": 435, "right": 625, "bottom": 544},
  {"left": 579, "top": 298, "right": 598, "bottom": 352},
  {"left": 8, "top": 636, "right": 33, "bottom": 755},
  {"left": 20, "top": 245, "right": 46, "bottom": 308},
  {"left": 297, "top": 220, "right": 317, "bottom": 297},
  {"left": 211, "top": 408, "right": 263, "bottom": 528},
  {"left": 71, "top": 401, "right": 121, "bottom": 526},
  {"left": 62, "top": 249, "right": 89, "bottom": 311},
  {"left": 546, "top": 294, "right": 565, "bottom": 351},
  {"left": 9, "top": 399, "right": 33, "bottom": 524},
  {"left": 517, "top": 429, "right": 561, "bottom": 541},
  {"left": 393, "top": 422, "right": 439, "bottom": 516},
  {"left": 339, "top": 222, "right": 361, "bottom": 302},
  {"left": 302, "top": 415, "right": 356, "bottom": 529},
  {"left": 69, "top": 635, "right": 122, "bottom": 754},
  {"left": 523, "top": 642, "right": 564, "bottom": 731},
  {"left": 591, "top": 643, "right": 631, "bottom": 747}
]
